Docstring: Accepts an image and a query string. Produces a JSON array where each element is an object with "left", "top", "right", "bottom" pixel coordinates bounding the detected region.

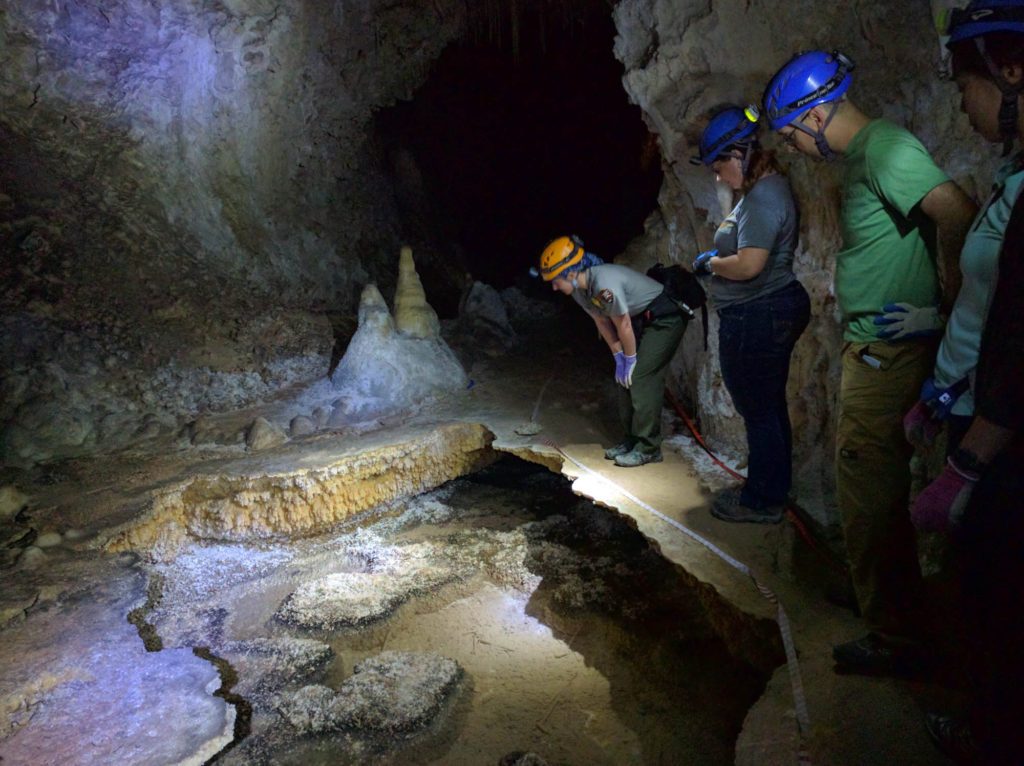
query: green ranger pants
[
  {"left": 836, "top": 338, "right": 936, "bottom": 638},
  {"left": 617, "top": 314, "right": 687, "bottom": 455}
]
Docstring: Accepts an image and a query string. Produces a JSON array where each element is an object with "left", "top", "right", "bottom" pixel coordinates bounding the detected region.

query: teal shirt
[
  {"left": 837, "top": 119, "right": 951, "bottom": 342},
  {"left": 934, "top": 158, "right": 1024, "bottom": 415}
]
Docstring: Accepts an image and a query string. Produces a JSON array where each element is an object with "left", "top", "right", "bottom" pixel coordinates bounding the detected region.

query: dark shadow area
[{"left": 373, "top": 1, "right": 662, "bottom": 310}]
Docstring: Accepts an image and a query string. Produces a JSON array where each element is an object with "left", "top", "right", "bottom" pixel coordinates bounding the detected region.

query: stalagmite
[{"left": 393, "top": 246, "right": 440, "bottom": 339}]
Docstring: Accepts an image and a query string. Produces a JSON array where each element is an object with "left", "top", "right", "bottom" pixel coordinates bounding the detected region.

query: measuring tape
[{"left": 538, "top": 436, "right": 813, "bottom": 763}]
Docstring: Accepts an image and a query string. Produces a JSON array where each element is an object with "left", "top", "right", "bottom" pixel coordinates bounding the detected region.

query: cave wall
[
  {"left": 0, "top": 0, "right": 467, "bottom": 466},
  {"left": 610, "top": 0, "right": 1000, "bottom": 524},
  {"left": 1, "top": 0, "right": 1003, "bottom": 531}
]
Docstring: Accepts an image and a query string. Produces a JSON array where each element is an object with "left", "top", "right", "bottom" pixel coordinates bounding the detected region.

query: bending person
[
  {"left": 538, "top": 235, "right": 688, "bottom": 467},
  {"left": 690, "top": 105, "right": 811, "bottom": 524}
]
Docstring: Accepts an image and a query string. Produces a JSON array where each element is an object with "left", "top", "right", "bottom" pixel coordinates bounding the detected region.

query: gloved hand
[
  {"left": 904, "top": 378, "right": 961, "bottom": 447},
  {"left": 910, "top": 455, "right": 979, "bottom": 532},
  {"left": 691, "top": 249, "right": 718, "bottom": 277},
  {"left": 616, "top": 354, "right": 637, "bottom": 388},
  {"left": 613, "top": 351, "right": 626, "bottom": 384},
  {"left": 903, "top": 400, "right": 943, "bottom": 447},
  {"left": 873, "top": 302, "right": 943, "bottom": 340}
]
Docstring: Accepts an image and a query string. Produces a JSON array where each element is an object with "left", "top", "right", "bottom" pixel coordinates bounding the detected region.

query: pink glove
[
  {"left": 903, "top": 400, "right": 943, "bottom": 447},
  {"left": 910, "top": 457, "right": 979, "bottom": 532}
]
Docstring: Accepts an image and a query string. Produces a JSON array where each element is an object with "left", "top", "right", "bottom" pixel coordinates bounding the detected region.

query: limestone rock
[
  {"left": 101, "top": 422, "right": 496, "bottom": 554},
  {"left": 393, "top": 246, "right": 440, "bottom": 339},
  {"left": 246, "top": 417, "right": 287, "bottom": 450},
  {"left": 289, "top": 415, "right": 316, "bottom": 437},
  {"left": 458, "top": 280, "right": 517, "bottom": 352},
  {"left": 328, "top": 283, "right": 466, "bottom": 428},
  {"left": 217, "top": 637, "right": 334, "bottom": 697},
  {"left": 277, "top": 650, "right": 462, "bottom": 735},
  {"left": 276, "top": 552, "right": 468, "bottom": 630},
  {"left": 0, "top": 485, "right": 29, "bottom": 520}
]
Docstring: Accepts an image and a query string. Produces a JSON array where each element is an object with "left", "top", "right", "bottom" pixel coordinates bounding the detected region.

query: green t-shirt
[{"left": 837, "top": 119, "right": 951, "bottom": 342}]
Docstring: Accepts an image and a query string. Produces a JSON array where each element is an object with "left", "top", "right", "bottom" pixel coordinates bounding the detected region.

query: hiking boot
[
  {"left": 710, "top": 489, "right": 783, "bottom": 524},
  {"left": 925, "top": 713, "right": 982, "bottom": 764},
  {"left": 832, "top": 632, "right": 926, "bottom": 678},
  {"left": 604, "top": 440, "right": 636, "bottom": 460},
  {"left": 613, "top": 448, "right": 662, "bottom": 467}
]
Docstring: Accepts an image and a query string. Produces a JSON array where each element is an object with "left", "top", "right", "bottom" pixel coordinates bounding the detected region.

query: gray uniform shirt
[
  {"left": 711, "top": 173, "right": 799, "bottom": 309},
  {"left": 570, "top": 264, "right": 664, "bottom": 318}
]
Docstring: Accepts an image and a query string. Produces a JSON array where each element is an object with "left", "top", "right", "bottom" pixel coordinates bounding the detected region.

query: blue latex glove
[
  {"left": 920, "top": 377, "right": 960, "bottom": 420},
  {"left": 613, "top": 351, "right": 626, "bottom": 383},
  {"left": 873, "top": 302, "right": 943, "bottom": 340},
  {"left": 691, "top": 249, "right": 717, "bottom": 277},
  {"left": 903, "top": 379, "right": 964, "bottom": 447},
  {"left": 616, "top": 354, "right": 637, "bottom": 388}
]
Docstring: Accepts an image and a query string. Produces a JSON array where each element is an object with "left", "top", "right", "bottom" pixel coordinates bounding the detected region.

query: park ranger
[{"left": 538, "top": 235, "right": 689, "bottom": 467}]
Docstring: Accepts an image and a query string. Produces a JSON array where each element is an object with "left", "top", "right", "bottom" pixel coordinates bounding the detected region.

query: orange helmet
[{"left": 538, "top": 235, "right": 584, "bottom": 281}]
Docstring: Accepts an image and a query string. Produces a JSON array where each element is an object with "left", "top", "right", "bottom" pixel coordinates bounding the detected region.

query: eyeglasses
[{"left": 779, "top": 112, "right": 810, "bottom": 149}]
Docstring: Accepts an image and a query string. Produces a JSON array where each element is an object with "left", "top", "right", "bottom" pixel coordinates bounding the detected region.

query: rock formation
[
  {"left": 328, "top": 250, "right": 467, "bottom": 428},
  {"left": 394, "top": 246, "right": 441, "bottom": 339}
]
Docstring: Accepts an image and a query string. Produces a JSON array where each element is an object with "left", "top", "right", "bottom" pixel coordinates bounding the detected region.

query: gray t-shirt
[
  {"left": 570, "top": 263, "right": 664, "bottom": 318},
  {"left": 710, "top": 173, "right": 799, "bottom": 309}
]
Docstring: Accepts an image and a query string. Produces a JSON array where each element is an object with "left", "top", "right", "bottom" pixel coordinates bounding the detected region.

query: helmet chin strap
[
  {"left": 792, "top": 101, "right": 842, "bottom": 162},
  {"left": 977, "top": 38, "right": 1024, "bottom": 156}
]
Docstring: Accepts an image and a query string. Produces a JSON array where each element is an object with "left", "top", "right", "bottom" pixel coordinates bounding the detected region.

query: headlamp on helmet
[{"left": 690, "top": 105, "right": 761, "bottom": 167}]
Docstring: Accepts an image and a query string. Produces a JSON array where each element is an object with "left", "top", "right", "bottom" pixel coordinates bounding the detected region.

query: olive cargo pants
[
  {"left": 837, "top": 338, "right": 935, "bottom": 637},
  {"left": 617, "top": 314, "right": 687, "bottom": 455}
]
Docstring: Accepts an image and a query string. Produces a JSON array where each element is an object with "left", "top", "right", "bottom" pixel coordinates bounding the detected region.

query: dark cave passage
[{"left": 374, "top": 1, "right": 663, "bottom": 297}]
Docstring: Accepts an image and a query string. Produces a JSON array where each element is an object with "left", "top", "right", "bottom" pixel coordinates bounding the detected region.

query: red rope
[{"left": 664, "top": 387, "right": 849, "bottom": 579}]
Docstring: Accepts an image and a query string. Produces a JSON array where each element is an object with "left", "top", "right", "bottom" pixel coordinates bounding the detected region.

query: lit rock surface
[
  {"left": 276, "top": 547, "right": 471, "bottom": 630},
  {"left": 393, "top": 246, "right": 441, "bottom": 339},
  {"left": 218, "top": 638, "right": 335, "bottom": 698},
  {"left": 328, "top": 283, "right": 467, "bottom": 427},
  {"left": 100, "top": 422, "right": 495, "bottom": 554},
  {"left": 277, "top": 651, "right": 462, "bottom": 734},
  {"left": 0, "top": 555, "right": 234, "bottom": 765}
]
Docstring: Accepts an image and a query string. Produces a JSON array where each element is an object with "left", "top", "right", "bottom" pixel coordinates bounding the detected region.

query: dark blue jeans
[{"left": 717, "top": 280, "right": 810, "bottom": 509}]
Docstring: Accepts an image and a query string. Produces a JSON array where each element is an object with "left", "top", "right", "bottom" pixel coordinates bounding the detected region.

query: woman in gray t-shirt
[{"left": 691, "top": 105, "right": 811, "bottom": 523}]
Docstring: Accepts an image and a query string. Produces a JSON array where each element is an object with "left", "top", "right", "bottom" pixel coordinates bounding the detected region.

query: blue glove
[
  {"left": 691, "top": 249, "right": 717, "bottom": 277},
  {"left": 873, "top": 302, "right": 943, "bottom": 340},
  {"left": 920, "top": 377, "right": 961, "bottom": 420},
  {"left": 616, "top": 354, "right": 637, "bottom": 388},
  {"left": 613, "top": 351, "right": 626, "bottom": 383}
]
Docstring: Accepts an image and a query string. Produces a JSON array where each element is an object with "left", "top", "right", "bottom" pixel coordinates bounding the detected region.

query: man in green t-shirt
[{"left": 762, "top": 51, "right": 978, "bottom": 676}]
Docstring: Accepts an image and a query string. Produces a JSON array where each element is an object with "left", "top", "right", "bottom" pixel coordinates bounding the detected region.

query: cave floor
[{"left": 0, "top": 340, "right": 959, "bottom": 765}]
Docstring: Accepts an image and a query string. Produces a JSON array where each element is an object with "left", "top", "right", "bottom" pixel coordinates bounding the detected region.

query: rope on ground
[
  {"left": 538, "top": 435, "right": 813, "bottom": 763},
  {"left": 665, "top": 387, "right": 850, "bottom": 580}
]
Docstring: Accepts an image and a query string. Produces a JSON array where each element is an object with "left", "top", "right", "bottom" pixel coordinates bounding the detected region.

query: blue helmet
[
  {"left": 940, "top": 0, "right": 1024, "bottom": 154},
  {"left": 942, "top": 0, "right": 1024, "bottom": 46},
  {"left": 762, "top": 50, "right": 854, "bottom": 131},
  {"left": 691, "top": 105, "right": 760, "bottom": 167}
]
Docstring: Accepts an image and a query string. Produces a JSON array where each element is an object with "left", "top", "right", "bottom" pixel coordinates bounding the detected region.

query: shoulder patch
[{"left": 598, "top": 289, "right": 614, "bottom": 304}]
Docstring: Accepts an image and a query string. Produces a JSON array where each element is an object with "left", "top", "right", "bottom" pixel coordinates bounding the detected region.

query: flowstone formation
[{"left": 328, "top": 248, "right": 466, "bottom": 428}]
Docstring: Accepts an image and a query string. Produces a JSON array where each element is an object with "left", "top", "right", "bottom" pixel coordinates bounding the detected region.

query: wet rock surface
[
  {"left": 0, "top": 447, "right": 775, "bottom": 765},
  {"left": 277, "top": 650, "right": 463, "bottom": 734}
]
